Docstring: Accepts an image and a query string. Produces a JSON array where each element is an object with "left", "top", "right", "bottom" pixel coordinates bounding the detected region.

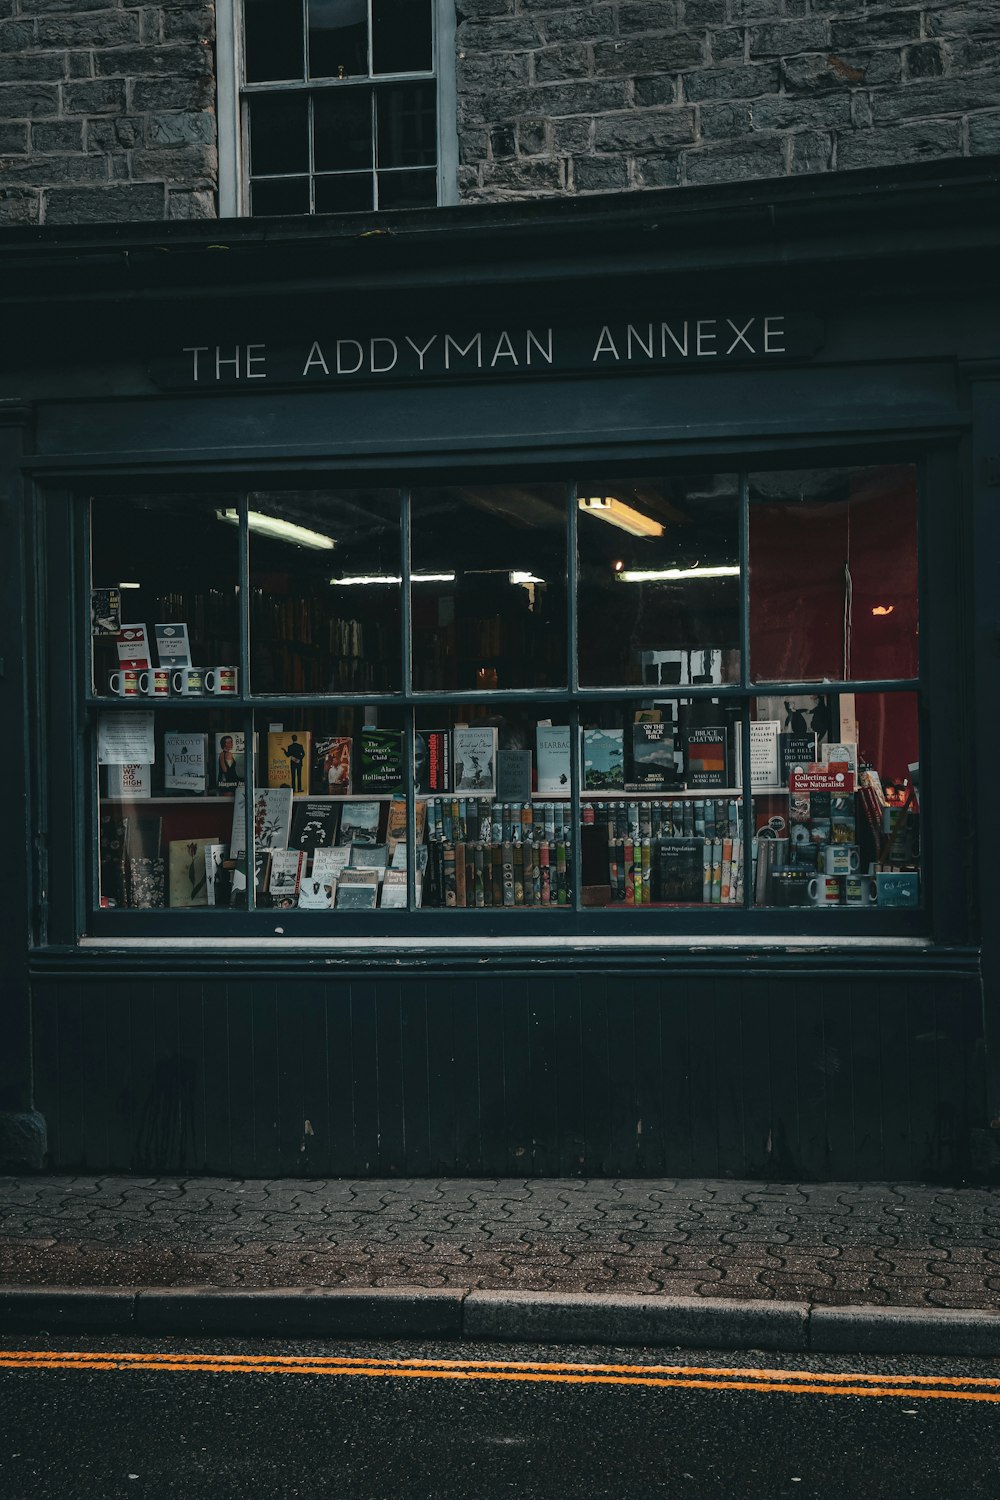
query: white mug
[
  {"left": 171, "top": 666, "right": 204, "bottom": 696},
  {"left": 808, "top": 874, "right": 842, "bottom": 906},
  {"left": 139, "top": 667, "right": 170, "bottom": 698},
  {"left": 844, "top": 874, "right": 878, "bottom": 908},
  {"left": 823, "top": 844, "right": 860, "bottom": 876},
  {"left": 109, "top": 668, "right": 141, "bottom": 697},
  {"left": 204, "top": 665, "right": 238, "bottom": 696}
]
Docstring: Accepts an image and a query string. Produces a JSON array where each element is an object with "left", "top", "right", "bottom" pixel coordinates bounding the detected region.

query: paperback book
[
  {"left": 583, "top": 728, "right": 624, "bottom": 791},
  {"left": 154, "top": 623, "right": 191, "bottom": 667},
  {"left": 313, "top": 735, "right": 352, "bottom": 795},
  {"left": 229, "top": 785, "right": 293, "bottom": 856},
  {"left": 289, "top": 800, "right": 340, "bottom": 855},
  {"left": 628, "top": 722, "right": 677, "bottom": 792},
  {"left": 268, "top": 849, "right": 304, "bottom": 908},
  {"left": 359, "top": 729, "right": 405, "bottom": 794},
  {"left": 454, "top": 726, "right": 497, "bottom": 794},
  {"left": 778, "top": 731, "right": 818, "bottom": 785},
  {"left": 214, "top": 732, "right": 247, "bottom": 793},
  {"left": 164, "top": 732, "right": 208, "bottom": 795},
  {"left": 267, "top": 731, "right": 311, "bottom": 794},
  {"left": 168, "top": 836, "right": 219, "bottom": 908},
  {"left": 105, "top": 763, "right": 151, "bottom": 799},
  {"left": 204, "top": 843, "right": 231, "bottom": 907},
  {"left": 415, "top": 729, "right": 451, "bottom": 794},
  {"left": 535, "top": 726, "right": 571, "bottom": 794},
  {"left": 684, "top": 726, "right": 729, "bottom": 788},
  {"left": 336, "top": 800, "right": 382, "bottom": 846}
]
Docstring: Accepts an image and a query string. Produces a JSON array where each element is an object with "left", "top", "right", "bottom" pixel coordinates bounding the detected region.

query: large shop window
[
  {"left": 87, "top": 467, "right": 922, "bottom": 930},
  {"left": 241, "top": 0, "right": 440, "bottom": 215}
]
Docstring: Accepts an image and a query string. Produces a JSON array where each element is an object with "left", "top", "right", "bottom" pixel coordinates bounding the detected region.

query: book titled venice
[{"left": 163, "top": 732, "right": 208, "bottom": 794}]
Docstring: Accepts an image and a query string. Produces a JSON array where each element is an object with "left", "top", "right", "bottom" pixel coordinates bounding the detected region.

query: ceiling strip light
[
  {"left": 618, "top": 566, "right": 741, "bottom": 582},
  {"left": 330, "top": 572, "right": 456, "bottom": 586},
  {"left": 217, "top": 508, "right": 336, "bottom": 551},
  {"left": 579, "top": 496, "right": 665, "bottom": 539}
]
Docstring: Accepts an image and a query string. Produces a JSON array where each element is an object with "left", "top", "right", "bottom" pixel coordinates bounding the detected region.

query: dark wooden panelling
[{"left": 31, "top": 970, "right": 986, "bottom": 1181}]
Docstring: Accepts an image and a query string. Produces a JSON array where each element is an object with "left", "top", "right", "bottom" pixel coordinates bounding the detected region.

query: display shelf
[{"left": 101, "top": 795, "right": 236, "bottom": 805}]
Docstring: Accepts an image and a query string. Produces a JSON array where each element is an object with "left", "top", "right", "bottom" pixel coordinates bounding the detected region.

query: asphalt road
[{"left": 0, "top": 1336, "right": 997, "bottom": 1499}]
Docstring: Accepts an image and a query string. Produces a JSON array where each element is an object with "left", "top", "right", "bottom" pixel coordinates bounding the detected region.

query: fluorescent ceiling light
[
  {"left": 217, "top": 508, "right": 336, "bottom": 551},
  {"left": 118, "top": 581, "right": 141, "bottom": 589},
  {"left": 509, "top": 571, "right": 545, "bottom": 585},
  {"left": 579, "top": 496, "right": 665, "bottom": 539},
  {"left": 330, "top": 572, "right": 456, "bottom": 586},
  {"left": 617, "top": 566, "right": 741, "bottom": 582}
]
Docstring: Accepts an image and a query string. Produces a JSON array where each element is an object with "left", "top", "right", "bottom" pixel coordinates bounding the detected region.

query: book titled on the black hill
[{"left": 627, "top": 721, "right": 677, "bottom": 792}]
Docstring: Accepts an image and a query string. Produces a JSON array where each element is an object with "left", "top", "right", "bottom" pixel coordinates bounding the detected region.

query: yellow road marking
[{"left": 0, "top": 1350, "right": 998, "bottom": 1402}]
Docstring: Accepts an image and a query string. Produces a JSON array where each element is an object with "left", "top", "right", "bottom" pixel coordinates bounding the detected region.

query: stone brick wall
[
  {"left": 456, "top": 0, "right": 1000, "bottom": 199},
  {"left": 0, "top": 0, "right": 217, "bottom": 225}
]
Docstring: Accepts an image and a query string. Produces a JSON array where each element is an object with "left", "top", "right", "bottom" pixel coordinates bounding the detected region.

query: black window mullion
[
  {"left": 237, "top": 494, "right": 256, "bottom": 909},
  {"left": 401, "top": 486, "right": 416, "bottom": 910},
  {"left": 738, "top": 469, "right": 753, "bottom": 906},
  {"left": 567, "top": 479, "right": 578, "bottom": 694},
  {"left": 569, "top": 701, "right": 581, "bottom": 913}
]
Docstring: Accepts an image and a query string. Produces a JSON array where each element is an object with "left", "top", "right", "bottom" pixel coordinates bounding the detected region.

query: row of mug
[
  {"left": 108, "top": 666, "right": 238, "bottom": 698},
  {"left": 772, "top": 870, "right": 877, "bottom": 907}
]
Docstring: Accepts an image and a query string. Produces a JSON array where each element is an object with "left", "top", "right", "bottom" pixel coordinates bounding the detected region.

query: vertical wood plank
[{"left": 529, "top": 976, "right": 559, "bottom": 1176}]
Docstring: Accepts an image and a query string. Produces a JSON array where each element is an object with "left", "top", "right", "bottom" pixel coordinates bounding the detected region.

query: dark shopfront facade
[{"left": 1, "top": 158, "right": 998, "bottom": 1182}]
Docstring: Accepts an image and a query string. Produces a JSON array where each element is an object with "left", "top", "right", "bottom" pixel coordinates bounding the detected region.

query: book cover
[
  {"left": 313, "top": 735, "right": 352, "bottom": 795},
  {"left": 358, "top": 728, "right": 405, "bottom": 794},
  {"left": 115, "top": 623, "right": 150, "bottom": 669},
  {"left": 628, "top": 722, "right": 677, "bottom": 792},
  {"left": 453, "top": 726, "right": 497, "bottom": 795},
  {"left": 384, "top": 797, "right": 428, "bottom": 856},
  {"left": 496, "top": 750, "right": 533, "bottom": 803},
  {"left": 535, "top": 726, "right": 571, "bottom": 794},
  {"left": 289, "top": 800, "right": 340, "bottom": 855},
  {"left": 129, "top": 857, "right": 164, "bottom": 909},
  {"left": 379, "top": 868, "right": 411, "bottom": 909},
  {"left": 336, "top": 800, "right": 382, "bottom": 846},
  {"left": 749, "top": 721, "right": 781, "bottom": 788},
  {"left": 350, "top": 845, "right": 388, "bottom": 876},
  {"left": 311, "top": 847, "right": 351, "bottom": 885},
  {"left": 204, "top": 843, "right": 230, "bottom": 907},
  {"left": 230, "top": 785, "right": 293, "bottom": 857},
  {"left": 297, "top": 871, "right": 334, "bottom": 909},
  {"left": 415, "top": 730, "right": 450, "bottom": 794},
  {"left": 267, "top": 848, "right": 304, "bottom": 908},
  {"left": 163, "top": 732, "right": 208, "bottom": 794},
  {"left": 334, "top": 884, "right": 378, "bottom": 910},
  {"left": 820, "top": 742, "right": 859, "bottom": 775},
  {"left": 154, "top": 622, "right": 191, "bottom": 667},
  {"left": 685, "top": 726, "right": 729, "bottom": 789},
  {"left": 267, "top": 730, "right": 311, "bottom": 794},
  {"left": 105, "top": 763, "right": 151, "bottom": 799},
  {"left": 91, "top": 587, "right": 121, "bottom": 637},
  {"left": 214, "top": 732, "right": 247, "bottom": 793},
  {"left": 778, "top": 731, "right": 818, "bottom": 785},
  {"left": 168, "top": 836, "right": 219, "bottom": 908},
  {"left": 583, "top": 728, "right": 624, "bottom": 791}
]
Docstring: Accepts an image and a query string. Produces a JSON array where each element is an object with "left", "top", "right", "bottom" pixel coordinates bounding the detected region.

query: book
[
  {"left": 820, "top": 742, "right": 859, "bottom": 775},
  {"left": 628, "top": 721, "right": 677, "bottom": 792},
  {"left": 658, "top": 839, "right": 705, "bottom": 903},
  {"left": 115, "top": 623, "right": 150, "bottom": 669},
  {"left": 454, "top": 726, "right": 497, "bottom": 794},
  {"left": 163, "top": 732, "right": 208, "bottom": 794},
  {"left": 105, "top": 763, "right": 151, "bottom": 798},
  {"left": 129, "top": 857, "right": 164, "bottom": 909},
  {"left": 336, "top": 800, "right": 381, "bottom": 846},
  {"left": 350, "top": 845, "right": 388, "bottom": 877},
  {"left": 749, "top": 721, "right": 781, "bottom": 788},
  {"left": 168, "top": 836, "right": 219, "bottom": 907},
  {"left": 267, "top": 730, "right": 311, "bottom": 794},
  {"left": 229, "top": 785, "right": 293, "bottom": 856},
  {"left": 204, "top": 843, "right": 230, "bottom": 907},
  {"left": 583, "top": 728, "right": 624, "bottom": 790},
  {"left": 379, "top": 868, "right": 415, "bottom": 909},
  {"left": 358, "top": 728, "right": 404, "bottom": 794},
  {"left": 535, "top": 726, "right": 571, "bottom": 794},
  {"left": 778, "top": 731, "right": 818, "bottom": 785},
  {"left": 297, "top": 871, "right": 334, "bottom": 909},
  {"left": 685, "top": 726, "right": 729, "bottom": 788},
  {"left": 385, "top": 796, "right": 428, "bottom": 856},
  {"left": 313, "top": 735, "right": 352, "bottom": 795},
  {"left": 214, "top": 731, "right": 247, "bottom": 793},
  {"left": 335, "top": 883, "right": 378, "bottom": 910},
  {"left": 496, "top": 749, "right": 533, "bottom": 803},
  {"left": 154, "top": 622, "right": 191, "bottom": 667},
  {"left": 311, "top": 846, "right": 352, "bottom": 885},
  {"left": 267, "top": 848, "right": 304, "bottom": 907},
  {"left": 91, "top": 587, "right": 121, "bottom": 637},
  {"left": 415, "top": 729, "right": 450, "bottom": 793},
  {"left": 289, "top": 799, "right": 340, "bottom": 855}
]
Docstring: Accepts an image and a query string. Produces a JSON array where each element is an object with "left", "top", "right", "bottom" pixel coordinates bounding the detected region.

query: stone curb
[{"left": 1, "top": 1286, "right": 1000, "bottom": 1357}]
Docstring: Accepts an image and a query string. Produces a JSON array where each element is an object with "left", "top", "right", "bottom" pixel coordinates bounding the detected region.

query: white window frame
[{"left": 216, "top": 0, "right": 458, "bottom": 219}]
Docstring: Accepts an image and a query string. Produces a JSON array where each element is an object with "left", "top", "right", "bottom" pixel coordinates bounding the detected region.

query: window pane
[
  {"left": 314, "top": 86, "right": 373, "bottom": 172},
  {"left": 245, "top": 0, "right": 305, "bottom": 82},
  {"left": 373, "top": 0, "right": 433, "bottom": 74},
  {"left": 750, "top": 691, "right": 921, "bottom": 909},
  {"left": 90, "top": 493, "right": 241, "bottom": 699},
  {"left": 416, "top": 703, "right": 576, "bottom": 912},
  {"left": 579, "top": 698, "right": 745, "bottom": 909},
  {"left": 409, "top": 484, "right": 568, "bottom": 692},
  {"left": 308, "top": 0, "right": 368, "bottom": 78},
  {"left": 376, "top": 82, "right": 436, "bottom": 168},
  {"left": 96, "top": 703, "right": 250, "bottom": 913},
  {"left": 377, "top": 168, "right": 436, "bottom": 210},
  {"left": 244, "top": 706, "right": 408, "bottom": 911},
  {"left": 749, "top": 465, "right": 918, "bottom": 683},
  {"left": 249, "top": 489, "right": 402, "bottom": 694},
  {"left": 314, "top": 172, "right": 374, "bottom": 213},
  {"left": 248, "top": 93, "right": 310, "bottom": 176},
  {"left": 577, "top": 473, "right": 741, "bottom": 689},
  {"left": 251, "top": 176, "right": 311, "bottom": 216}
]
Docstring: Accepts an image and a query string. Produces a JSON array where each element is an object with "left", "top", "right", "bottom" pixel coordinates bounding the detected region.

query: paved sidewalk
[{"left": 1, "top": 1175, "right": 999, "bottom": 1310}]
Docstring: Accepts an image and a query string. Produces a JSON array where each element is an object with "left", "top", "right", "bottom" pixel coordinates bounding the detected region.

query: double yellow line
[{"left": 2, "top": 1350, "right": 999, "bottom": 1402}]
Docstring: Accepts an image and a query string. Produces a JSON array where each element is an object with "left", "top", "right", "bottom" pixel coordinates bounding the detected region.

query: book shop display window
[{"left": 87, "top": 466, "right": 921, "bottom": 924}]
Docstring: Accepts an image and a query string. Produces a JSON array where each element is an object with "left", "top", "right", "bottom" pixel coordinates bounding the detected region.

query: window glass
[
  {"left": 249, "top": 489, "right": 402, "bottom": 694},
  {"left": 577, "top": 474, "right": 741, "bottom": 689},
  {"left": 410, "top": 484, "right": 568, "bottom": 692},
  {"left": 314, "top": 86, "right": 373, "bottom": 172},
  {"left": 248, "top": 94, "right": 310, "bottom": 177},
  {"left": 377, "top": 168, "right": 436, "bottom": 210},
  {"left": 245, "top": 0, "right": 305, "bottom": 82},
  {"left": 376, "top": 82, "right": 436, "bottom": 168},
  {"left": 251, "top": 177, "right": 311, "bottom": 216},
  {"left": 308, "top": 0, "right": 368, "bottom": 78},
  {"left": 749, "top": 465, "right": 918, "bottom": 683},
  {"left": 373, "top": 0, "right": 433, "bottom": 75},
  {"left": 750, "top": 691, "right": 921, "bottom": 910}
]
